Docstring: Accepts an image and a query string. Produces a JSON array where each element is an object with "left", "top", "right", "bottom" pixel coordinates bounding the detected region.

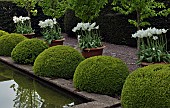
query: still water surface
[{"left": 0, "top": 62, "right": 85, "bottom": 108}]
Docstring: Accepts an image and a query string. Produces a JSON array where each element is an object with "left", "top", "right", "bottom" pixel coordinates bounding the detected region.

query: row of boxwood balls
[{"left": 0, "top": 30, "right": 169, "bottom": 108}]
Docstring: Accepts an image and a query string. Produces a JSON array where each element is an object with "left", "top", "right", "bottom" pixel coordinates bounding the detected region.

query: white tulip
[
  {"left": 72, "top": 27, "right": 77, "bottom": 32},
  {"left": 153, "top": 36, "right": 158, "bottom": 40},
  {"left": 53, "top": 18, "right": 57, "bottom": 24},
  {"left": 95, "top": 25, "right": 99, "bottom": 29},
  {"left": 161, "top": 28, "right": 168, "bottom": 34},
  {"left": 68, "top": 102, "right": 74, "bottom": 106},
  {"left": 156, "top": 29, "right": 162, "bottom": 35}
]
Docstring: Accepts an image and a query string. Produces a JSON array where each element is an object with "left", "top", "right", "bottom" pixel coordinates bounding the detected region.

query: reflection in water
[{"left": 0, "top": 62, "right": 85, "bottom": 108}]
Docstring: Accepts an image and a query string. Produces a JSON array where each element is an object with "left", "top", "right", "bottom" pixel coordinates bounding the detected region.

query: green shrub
[
  {"left": 0, "top": 30, "right": 9, "bottom": 37},
  {"left": 11, "top": 39, "right": 48, "bottom": 64},
  {"left": 73, "top": 56, "right": 129, "bottom": 95},
  {"left": 33, "top": 45, "right": 84, "bottom": 79},
  {"left": 121, "top": 64, "right": 170, "bottom": 108},
  {"left": 0, "top": 33, "right": 27, "bottom": 56}
]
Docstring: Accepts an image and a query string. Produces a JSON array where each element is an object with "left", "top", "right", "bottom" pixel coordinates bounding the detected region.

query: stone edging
[{"left": 0, "top": 56, "right": 121, "bottom": 108}]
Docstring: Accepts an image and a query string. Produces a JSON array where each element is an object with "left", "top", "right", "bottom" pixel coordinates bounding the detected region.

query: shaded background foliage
[{"left": 0, "top": 0, "right": 170, "bottom": 49}]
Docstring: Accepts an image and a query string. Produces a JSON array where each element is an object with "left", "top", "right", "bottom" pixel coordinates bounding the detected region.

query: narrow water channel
[{"left": 0, "top": 62, "right": 85, "bottom": 108}]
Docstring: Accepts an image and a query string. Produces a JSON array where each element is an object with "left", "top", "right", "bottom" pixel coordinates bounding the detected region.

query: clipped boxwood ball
[
  {"left": 33, "top": 45, "right": 84, "bottom": 79},
  {"left": 121, "top": 64, "right": 170, "bottom": 108},
  {"left": 0, "top": 33, "right": 27, "bottom": 56},
  {"left": 0, "top": 30, "right": 9, "bottom": 37},
  {"left": 73, "top": 56, "right": 129, "bottom": 95},
  {"left": 11, "top": 39, "right": 48, "bottom": 64}
]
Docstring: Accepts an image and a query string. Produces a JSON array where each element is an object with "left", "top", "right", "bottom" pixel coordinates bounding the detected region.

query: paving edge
[{"left": 0, "top": 56, "right": 121, "bottom": 108}]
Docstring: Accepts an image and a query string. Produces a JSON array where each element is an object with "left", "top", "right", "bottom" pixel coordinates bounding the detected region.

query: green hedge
[
  {"left": 0, "top": 33, "right": 27, "bottom": 56},
  {"left": 0, "top": 30, "right": 9, "bottom": 37},
  {"left": 11, "top": 39, "right": 48, "bottom": 64},
  {"left": 33, "top": 45, "right": 85, "bottom": 79},
  {"left": 73, "top": 56, "right": 129, "bottom": 95},
  {"left": 121, "top": 64, "right": 170, "bottom": 108}
]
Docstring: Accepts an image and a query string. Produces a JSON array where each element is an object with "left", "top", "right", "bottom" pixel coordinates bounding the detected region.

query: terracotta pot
[
  {"left": 22, "top": 33, "right": 35, "bottom": 39},
  {"left": 141, "top": 62, "right": 167, "bottom": 67},
  {"left": 49, "top": 38, "right": 65, "bottom": 47},
  {"left": 82, "top": 46, "right": 105, "bottom": 58}
]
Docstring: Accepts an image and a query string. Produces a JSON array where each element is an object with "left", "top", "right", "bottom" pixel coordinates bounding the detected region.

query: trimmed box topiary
[
  {"left": 0, "top": 30, "right": 9, "bottom": 37},
  {"left": 73, "top": 56, "right": 129, "bottom": 95},
  {"left": 33, "top": 45, "right": 85, "bottom": 79},
  {"left": 0, "top": 33, "right": 27, "bottom": 56},
  {"left": 121, "top": 64, "right": 170, "bottom": 108},
  {"left": 11, "top": 38, "right": 48, "bottom": 64}
]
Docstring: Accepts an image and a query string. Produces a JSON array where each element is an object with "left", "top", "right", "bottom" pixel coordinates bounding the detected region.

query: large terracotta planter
[
  {"left": 49, "top": 38, "right": 65, "bottom": 47},
  {"left": 22, "top": 33, "right": 35, "bottom": 39},
  {"left": 141, "top": 62, "right": 167, "bottom": 67},
  {"left": 81, "top": 46, "right": 105, "bottom": 58}
]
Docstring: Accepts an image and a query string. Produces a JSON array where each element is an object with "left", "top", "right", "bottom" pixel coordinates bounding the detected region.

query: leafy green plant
[
  {"left": 11, "top": 39, "right": 48, "bottom": 64},
  {"left": 132, "top": 27, "right": 170, "bottom": 63},
  {"left": 0, "top": 33, "right": 27, "bottom": 56},
  {"left": 121, "top": 64, "right": 170, "bottom": 108},
  {"left": 13, "top": 16, "right": 34, "bottom": 34},
  {"left": 112, "top": 0, "right": 170, "bottom": 49},
  {"left": 72, "top": 22, "right": 102, "bottom": 49},
  {"left": 33, "top": 45, "right": 84, "bottom": 79},
  {"left": 73, "top": 56, "right": 129, "bottom": 95},
  {"left": 38, "top": 18, "right": 63, "bottom": 44},
  {"left": 70, "top": 0, "right": 108, "bottom": 22}
]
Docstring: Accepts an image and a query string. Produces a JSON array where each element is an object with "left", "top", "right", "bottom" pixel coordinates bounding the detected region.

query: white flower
[
  {"left": 82, "top": 23, "right": 90, "bottom": 30},
  {"left": 90, "top": 22, "right": 96, "bottom": 28},
  {"left": 153, "top": 36, "right": 158, "bottom": 40},
  {"left": 152, "top": 48, "right": 155, "bottom": 50},
  {"left": 13, "top": 16, "right": 19, "bottom": 23},
  {"left": 68, "top": 102, "right": 74, "bottom": 106},
  {"left": 155, "top": 29, "right": 162, "bottom": 35},
  {"left": 161, "top": 28, "right": 168, "bottom": 34},
  {"left": 77, "top": 35, "right": 81, "bottom": 42},
  {"left": 72, "top": 27, "right": 77, "bottom": 32},
  {"left": 53, "top": 18, "right": 57, "bottom": 24},
  {"left": 62, "top": 105, "right": 69, "bottom": 108},
  {"left": 95, "top": 25, "right": 99, "bottom": 29}
]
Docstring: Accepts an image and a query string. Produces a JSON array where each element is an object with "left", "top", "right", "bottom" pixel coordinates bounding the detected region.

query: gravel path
[{"left": 63, "top": 33, "right": 139, "bottom": 72}]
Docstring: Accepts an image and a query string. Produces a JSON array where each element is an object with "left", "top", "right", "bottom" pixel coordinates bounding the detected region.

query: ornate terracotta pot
[
  {"left": 81, "top": 46, "right": 105, "bottom": 58},
  {"left": 22, "top": 33, "right": 35, "bottom": 39},
  {"left": 49, "top": 38, "right": 65, "bottom": 47}
]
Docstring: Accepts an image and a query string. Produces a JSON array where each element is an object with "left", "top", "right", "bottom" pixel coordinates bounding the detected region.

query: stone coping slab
[{"left": 0, "top": 56, "right": 121, "bottom": 108}]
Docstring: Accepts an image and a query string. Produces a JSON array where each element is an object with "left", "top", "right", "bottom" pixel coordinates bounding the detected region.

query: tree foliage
[
  {"left": 70, "top": 0, "right": 108, "bottom": 22},
  {"left": 112, "top": 0, "right": 170, "bottom": 29},
  {"left": 13, "top": 0, "right": 38, "bottom": 17},
  {"left": 38, "top": 0, "right": 69, "bottom": 18}
]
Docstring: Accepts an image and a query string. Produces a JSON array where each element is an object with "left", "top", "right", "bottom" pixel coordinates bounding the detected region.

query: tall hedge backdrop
[{"left": 0, "top": 0, "right": 170, "bottom": 48}]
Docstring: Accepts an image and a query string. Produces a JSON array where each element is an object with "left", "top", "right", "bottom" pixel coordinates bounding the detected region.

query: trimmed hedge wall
[{"left": 121, "top": 64, "right": 170, "bottom": 108}]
